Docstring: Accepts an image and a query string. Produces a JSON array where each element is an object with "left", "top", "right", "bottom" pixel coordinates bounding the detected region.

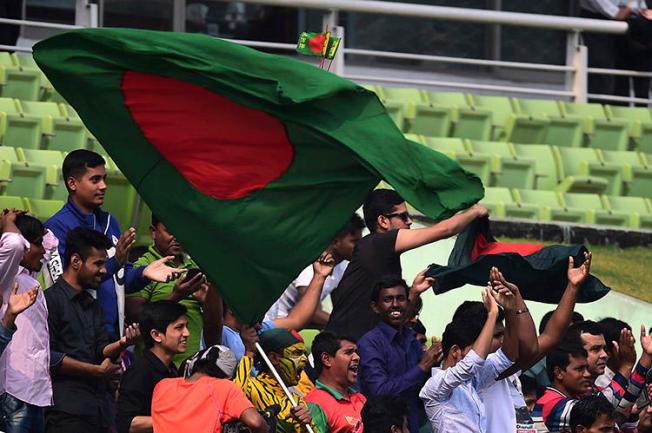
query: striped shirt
[{"left": 235, "top": 355, "right": 327, "bottom": 433}]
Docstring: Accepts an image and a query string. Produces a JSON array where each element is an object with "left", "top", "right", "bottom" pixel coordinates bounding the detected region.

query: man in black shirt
[
  {"left": 326, "top": 189, "right": 487, "bottom": 340},
  {"left": 117, "top": 300, "right": 189, "bottom": 433},
  {"left": 45, "top": 227, "right": 144, "bottom": 433}
]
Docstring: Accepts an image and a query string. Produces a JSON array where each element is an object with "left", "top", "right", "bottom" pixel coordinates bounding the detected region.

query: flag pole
[{"left": 255, "top": 342, "right": 316, "bottom": 433}]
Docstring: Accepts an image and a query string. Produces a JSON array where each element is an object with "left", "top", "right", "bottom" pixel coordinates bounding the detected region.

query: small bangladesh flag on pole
[
  {"left": 296, "top": 31, "right": 341, "bottom": 60},
  {"left": 33, "top": 28, "right": 483, "bottom": 323}
]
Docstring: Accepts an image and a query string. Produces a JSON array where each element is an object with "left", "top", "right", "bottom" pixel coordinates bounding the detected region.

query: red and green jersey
[{"left": 305, "top": 380, "right": 366, "bottom": 433}]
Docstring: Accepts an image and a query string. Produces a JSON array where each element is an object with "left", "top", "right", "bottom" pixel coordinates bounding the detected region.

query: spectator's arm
[
  {"left": 0, "top": 232, "right": 29, "bottom": 294},
  {"left": 394, "top": 205, "right": 486, "bottom": 253},
  {"left": 126, "top": 417, "right": 152, "bottom": 433},
  {"left": 296, "top": 285, "right": 330, "bottom": 327},
  {"left": 201, "top": 284, "right": 223, "bottom": 347},
  {"left": 419, "top": 350, "right": 484, "bottom": 402},
  {"left": 240, "top": 409, "right": 269, "bottom": 433},
  {"left": 274, "top": 274, "right": 326, "bottom": 331},
  {"left": 55, "top": 356, "right": 101, "bottom": 377}
]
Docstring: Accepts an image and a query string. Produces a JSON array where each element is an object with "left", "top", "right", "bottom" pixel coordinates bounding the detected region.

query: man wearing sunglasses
[{"left": 326, "top": 188, "right": 487, "bottom": 340}]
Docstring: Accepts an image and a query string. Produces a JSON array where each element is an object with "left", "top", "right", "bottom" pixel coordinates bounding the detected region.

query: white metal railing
[{"left": 1, "top": 0, "right": 650, "bottom": 106}]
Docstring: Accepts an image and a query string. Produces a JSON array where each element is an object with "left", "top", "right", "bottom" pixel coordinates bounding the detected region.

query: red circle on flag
[{"left": 121, "top": 71, "right": 294, "bottom": 200}]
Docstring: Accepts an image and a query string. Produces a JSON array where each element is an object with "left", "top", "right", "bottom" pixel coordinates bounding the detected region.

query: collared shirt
[
  {"left": 419, "top": 349, "right": 512, "bottom": 433},
  {"left": 579, "top": 0, "right": 647, "bottom": 18},
  {"left": 45, "top": 277, "right": 112, "bottom": 417},
  {"left": 305, "top": 380, "right": 366, "bottom": 433},
  {"left": 358, "top": 321, "right": 427, "bottom": 433},
  {"left": 0, "top": 232, "right": 52, "bottom": 407},
  {"left": 116, "top": 349, "right": 178, "bottom": 433},
  {"left": 129, "top": 245, "right": 202, "bottom": 366}
]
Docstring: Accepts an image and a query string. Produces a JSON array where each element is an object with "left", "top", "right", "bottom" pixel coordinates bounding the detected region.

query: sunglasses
[{"left": 383, "top": 211, "right": 411, "bottom": 223}]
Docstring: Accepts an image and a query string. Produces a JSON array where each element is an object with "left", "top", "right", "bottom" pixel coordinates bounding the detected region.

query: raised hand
[
  {"left": 143, "top": 256, "right": 186, "bottom": 283},
  {"left": 613, "top": 328, "right": 637, "bottom": 369},
  {"left": 482, "top": 286, "right": 499, "bottom": 316},
  {"left": 410, "top": 268, "right": 435, "bottom": 297},
  {"left": 471, "top": 203, "right": 489, "bottom": 218},
  {"left": 192, "top": 281, "right": 210, "bottom": 303},
  {"left": 640, "top": 324, "right": 652, "bottom": 356},
  {"left": 418, "top": 339, "right": 444, "bottom": 371},
  {"left": 241, "top": 325, "right": 260, "bottom": 356},
  {"left": 0, "top": 209, "right": 25, "bottom": 233},
  {"left": 171, "top": 271, "right": 204, "bottom": 301},
  {"left": 567, "top": 251, "right": 592, "bottom": 288},
  {"left": 7, "top": 283, "right": 38, "bottom": 316},
  {"left": 489, "top": 281, "right": 516, "bottom": 311},
  {"left": 115, "top": 227, "right": 136, "bottom": 266},
  {"left": 489, "top": 267, "right": 520, "bottom": 296},
  {"left": 312, "top": 252, "right": 335, "bottom": 278},
  {"left": 120, "top": 323, "right": 141, "bottom": 347}
]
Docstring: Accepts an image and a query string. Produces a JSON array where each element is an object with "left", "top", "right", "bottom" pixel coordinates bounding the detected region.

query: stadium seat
[
  {"left": 0, "top": 146, "right": 48, "bottom": 199},
  {"left": 480, "top": 187, "right": 539, "bottom": 219},
  {"left": 602, "top": 195, "right": 652, "bottom": 229},
  {"left": 466, "top": 94, "right": 514, "bottom": 140},
  {"left": 554, "top": 147, "right": 621, "bottom": 195},
  {"left": 13, "top": 53, "right": 54, "bottom": 101},
  {"left": 562, "top": 192, "right": 628, "bottom": 227},
  {"left": 424, "top": 91, "right": 492, "bottom": 140},
  {"left": 561, "top": 102, "right": 629, "bottom": 151},
  {"left": 604, "top": 105, "right": 652, "bottom": 153},
  {"left": 19, "top": 101, "right": 88, "bottom": 152},
  {"left": 512, "top": 98, "right": 583, "bottom": 147},
  {"left": 421, "top": 137, "right": 491, "bottom": 184},
  {"left": 514, "top": 189, "right": 585, "bottom": 223},
  {"left": 17, "top": 148, "right": 67, "bottom": 200},
  {"left": 378, "top": 87, "right": 452, "bottom": 136},
  {"left": 511, "top": 144, "right": 560, "bottom": 190},
  {"left": 25, "top": 198, "right": 64, "bottom": 221},
  {"left": 0, "top": 195, "right": 27, "bottom": 211},
  {"left": 0, "top": 52, "right": 41, "bottom": 101},
  {"left": 600, "top": 150, "right": 652, "bottom": 199},
  {"left": 0, "top": 97, "right": 43, "bottom": 149},
  {"left": 468, "top": 140, "right": 535, "bottom": 189},
  {"left": 299, "top": 329, "right": 320, "bottom": 352}
]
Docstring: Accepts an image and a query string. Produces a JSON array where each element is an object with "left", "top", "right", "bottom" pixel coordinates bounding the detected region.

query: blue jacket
[{"left": 45, "top": 198, "right": 146, "bottom": 337}]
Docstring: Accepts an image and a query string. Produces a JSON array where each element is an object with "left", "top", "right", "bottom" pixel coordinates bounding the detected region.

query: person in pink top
[{"left": 0, "top": 209, "right": 52, "bottom": 433}]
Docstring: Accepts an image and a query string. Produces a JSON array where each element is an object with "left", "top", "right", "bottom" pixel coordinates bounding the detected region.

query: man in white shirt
[{"left": 265, "top": 214, "right": 364, "bottom": 327}]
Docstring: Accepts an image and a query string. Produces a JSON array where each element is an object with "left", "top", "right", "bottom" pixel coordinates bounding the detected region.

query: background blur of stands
[{"left": 0, "top": 0, "right": 651, "bottom": 250}]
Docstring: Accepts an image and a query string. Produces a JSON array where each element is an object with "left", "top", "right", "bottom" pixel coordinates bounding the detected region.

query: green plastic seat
[
  {"left": 513, "top": 98, "right": 583, "bottom": 147},
  {"left": 424, "top": 92, "right": 492, "bottom": 140},
  {"left": 0, "top": 97, "right": 43, "bottom": 149},
  {"left": 512, "top": 144, "right": 561, "bottom": 190},
  {"left": 0, "top": 146, "right": 48, "bottom": 199},
  {"left": 514, "top": 189, "right": 585, "bottom": 223},
  {"left": 20, "top": 101, "right": 88, "bottom": 152},
  {"left": 600, "top": 150, "right": 652, "bottom": 199},
  {"left": 0, "top": 52, "right": 41, "bottom": 101},
  {"left": 554, "top": 147, "right": 622, "bottom": 195},
  {"left": 468, "top": 140, "right": 535, "bottom": 189},
  {"left": 561, "top": 102, "right": 629, "bottom": 151},
  {"left": 25, "top": 198, "right": 64, "bottom": 221},
  {"left": 563, "top": 192, "right": 628, "bottom": 227},
  {"left": 13, "top": 53, "right": 54, "bottom": 101},
  {"left": 0, "top": 195, "right": 27, "bottom": 212},
  {"left": 17, "top": 148, "right": 67, "bottom": 200},
  {"left": 605, "top": 105, "right": 652, "bottom": 152},
  {"left": 602, "top": 195, "right": 652, "bottom": 229},
  {"left": 299, "top": 329, "right": 320, "bottom": 353},
  {"left": 376, "top": 87, "right": 437, "bottom": 134},
  {"left": 421, "top": 137, "right": 491, "bottom": 184},
  {"left": 467, "top": 94, "right": 516, "bottom": 141},
  {"left": 480, "top": 187, "right": 539, "bottom": 219}
]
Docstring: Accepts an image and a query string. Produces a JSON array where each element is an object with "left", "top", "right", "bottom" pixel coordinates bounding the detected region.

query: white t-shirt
[{"left": 265, "top": 261, "right": 348, "bottom": 321}]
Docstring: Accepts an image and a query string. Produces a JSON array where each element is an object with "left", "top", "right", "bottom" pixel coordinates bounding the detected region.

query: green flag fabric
[{"left": 33, "top": 28, "right": 483, "bottom": 323}]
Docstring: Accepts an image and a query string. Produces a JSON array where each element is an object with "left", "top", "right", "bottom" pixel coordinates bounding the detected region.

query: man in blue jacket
[{"left": 45, "top": 149, "right": 184, "bottom": 337}]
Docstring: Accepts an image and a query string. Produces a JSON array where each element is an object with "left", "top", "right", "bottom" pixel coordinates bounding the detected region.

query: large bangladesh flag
[{"left": 33, "top": 28, "right": 483, "bottom": 323}]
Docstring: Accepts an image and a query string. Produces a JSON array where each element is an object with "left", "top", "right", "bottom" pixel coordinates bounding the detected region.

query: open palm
[
  {"left": 6, "top": 283, "right": 38, "bottom": 316},
  {"left": 567, "top": 251, "right": 592, "bottom": 287},
  {"left": 640, "top": 324, "right": 652, "bottom": 356}
]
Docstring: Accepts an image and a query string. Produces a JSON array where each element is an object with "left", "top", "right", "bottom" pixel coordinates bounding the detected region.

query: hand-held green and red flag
[
  {"left": 33, "top": 28, "right": 483, "bottom": 323},
  {"left": 426, "top": 217, "right": 610, "bottom": 303}
]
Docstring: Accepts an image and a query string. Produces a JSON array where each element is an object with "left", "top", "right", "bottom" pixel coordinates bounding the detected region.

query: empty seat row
[
  {"left": 481, "top": 187, "right": 652, "bottom": 229},
  {"left": 0, "top": 195, "right": 63, "bottom": 222},
  {"left": 0, "top": 52, "right": 54, "bottom": 102},
  {"left": 406, "top": 135, "right": 652, "bottom": 199},
  {"left": 369, "top": 85, "right": 652, "bottom": 152}
]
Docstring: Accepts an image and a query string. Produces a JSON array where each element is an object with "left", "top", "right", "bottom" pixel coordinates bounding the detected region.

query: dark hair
[
  {"left": 568, "top": 320, "right": 604, "bottom": 345},
  {"left": 371, "top": 275, "right": 409, "bottom": 303},
  {"left": 151, "top": 214, "right": 161, "bottom": 227},
  {"left": 361, "top": 395, "right": 408, "bottom": 433},
  {"left": 62, "top": 149, "right": 105, "bottom": 191},
  {"left": 452, "top": 300, "right": 505, "bottom": 325},
  {"left": 363, "top": 189, "right": 404, "bottom": 233},
  {"left": 311, "top": 332, "right": 356, "bottom": 375},
  {"left": 539, "top": 310, "right": 584, "bottom": 335},
  {"left": 14, "top": 214, "right": 44, "bottom": 245},
  {"left": 598, "top": 317, "right": 632, "bottom": 352},
  {"left": 411, "top": 319, "right": 426, "bottom": 336},
  {"left": 139, "top": 301, "right": 187, "bottom": 348},
  {"left": 539, "top": 311, "right": 585, "bottom": 334},
  {"left": 336, "top": 214, "right": 365, "bottom": 238},
  {"left": 442, "top": 318, "right": 483, "bottom": 357},
  {"left": 519, "top": 374, "right": 541, "bottom": 398},
  {"left": 63, "top": 227, "right": 112, "bottom": 268},
  {"left": 569, "top": 395, "right": 615, "bottom": 432},
  {"left": 546, "top": 337, "right": 588, "bottom": 382}
]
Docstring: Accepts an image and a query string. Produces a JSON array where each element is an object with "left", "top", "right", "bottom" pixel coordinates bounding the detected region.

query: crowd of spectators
[{"left": 0, "top": 147, "right": 651, "bottom": 433}]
